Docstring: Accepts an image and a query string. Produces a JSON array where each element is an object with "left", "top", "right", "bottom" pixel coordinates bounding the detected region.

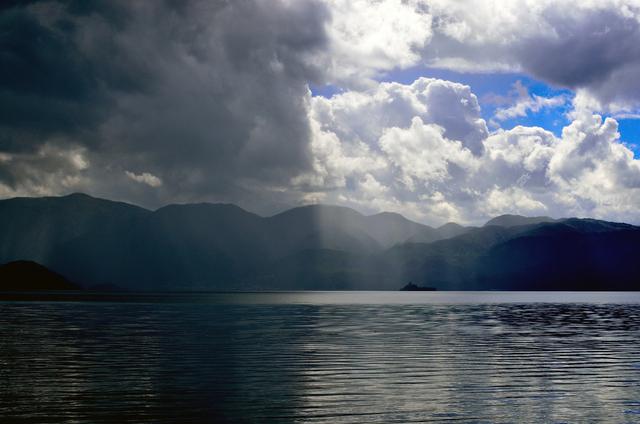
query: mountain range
[{"left": 1, "top": 193, "right": 638, "bottom": 291}]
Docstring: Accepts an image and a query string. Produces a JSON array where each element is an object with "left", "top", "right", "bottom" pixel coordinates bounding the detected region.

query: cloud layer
[{"left": 1, "top": 0, "right": 640, "bottom": 224}]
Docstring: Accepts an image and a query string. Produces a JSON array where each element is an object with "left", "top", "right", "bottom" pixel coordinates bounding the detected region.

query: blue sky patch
[{"left": 310, "top": 65, "right": 639, "bottom": 155}]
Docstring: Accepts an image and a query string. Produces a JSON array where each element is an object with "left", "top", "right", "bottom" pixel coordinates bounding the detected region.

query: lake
[{"left": 2, "top": 291, "right": 640, "bottom": 423}]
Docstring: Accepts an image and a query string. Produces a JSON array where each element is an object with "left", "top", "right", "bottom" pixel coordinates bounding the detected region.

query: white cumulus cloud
[
  {"left": 299, "top": 77, "right": 640, "bottom": 225},
  {"left": 492, "top": 82, "right": 568, "bottom": 123},
  {"left": 125, "top": 171, "right": 163, "bottom": 188}
]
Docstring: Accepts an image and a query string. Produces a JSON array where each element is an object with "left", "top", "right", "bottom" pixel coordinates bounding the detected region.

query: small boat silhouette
[{"left": 400, "top": 282, "right": 436, "bottom": 291}]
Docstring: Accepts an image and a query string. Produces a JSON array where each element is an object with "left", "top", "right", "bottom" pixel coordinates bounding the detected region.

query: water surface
[{"left": 2, "top": 291, "right": 640, "bottom": 422}]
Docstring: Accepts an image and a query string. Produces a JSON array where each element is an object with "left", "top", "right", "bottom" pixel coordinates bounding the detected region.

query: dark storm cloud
[
  {"left": 0, "top": 0, "right": 330, "bottom": 208},
  {"left": 426, "top": 2, "right": 640, "bottom": 109},
  {"left": 0, "top": 4, "right": 103, "bottom": 149},
  {"left": 0, "top": 1, "right": 154, "bottom": 150},
  {"left": 516, "top": 7, "right": 640, "bottom": 105}
]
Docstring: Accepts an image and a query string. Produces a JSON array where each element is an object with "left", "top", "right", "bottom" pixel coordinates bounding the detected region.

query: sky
[{"left": 1, "top": 0, "right": 640, "bottom": 225}]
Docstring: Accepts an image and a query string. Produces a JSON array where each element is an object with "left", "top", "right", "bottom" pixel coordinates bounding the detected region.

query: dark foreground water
[{"left": 2, "top": 292, "right": 640, "bottom": 423}]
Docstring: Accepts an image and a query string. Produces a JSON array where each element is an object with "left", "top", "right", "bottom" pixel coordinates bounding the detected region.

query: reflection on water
[{"left": 2, "top": 292, "right": 640, "bottom": 422}]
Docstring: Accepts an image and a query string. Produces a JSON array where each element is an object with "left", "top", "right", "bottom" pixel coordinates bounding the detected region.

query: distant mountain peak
[
  {"left": 438, "top": 222, "right": 463, "bottom": 229},
  {"left": 269, "top": 204, "right": 366, "bottom": 221},
  {"left": 370, "top": 211, "right": 406, "bottom": 219},
  {"left": 63, "top": 192, "right": 94, "bottom": 199},
  {"left": 156, "top": 202, "right": 252, "bottom": 213},
  {"left": 484, "top": 214, "right": 556, "bottom": 228},
  {"left": 288, "top": 203, "right": 364, "bottom": 213}
]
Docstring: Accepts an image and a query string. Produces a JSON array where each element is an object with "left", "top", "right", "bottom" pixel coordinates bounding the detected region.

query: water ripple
[{"left": 2, "top": 294, "right": 640, "bottom": 422}]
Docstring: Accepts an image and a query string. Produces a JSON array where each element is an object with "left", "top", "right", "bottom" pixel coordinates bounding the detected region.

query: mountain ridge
[
  {"left": 484, "top": 214, "right": 557, "bottom": 228},
  {"left": 0, "top": 193, "right": 637, "bottom": 291}
]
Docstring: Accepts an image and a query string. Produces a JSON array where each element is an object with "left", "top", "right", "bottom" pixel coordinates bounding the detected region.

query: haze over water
[{"left": 2, "top": 292, "right": 640, "bottom": 423}]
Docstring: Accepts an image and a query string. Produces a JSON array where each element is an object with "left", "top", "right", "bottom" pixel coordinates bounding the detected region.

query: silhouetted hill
[
  {"left": 0, "top": 192, "right": 148, "bottom": 266},
  {"left": 0, "top": 261, "right": 79, "bottom": 291},
  {"left": 267, "top": 205, "right": 381, "bottom": 255},
  {"left": 404, "top": 226, "right": 444, "bottom": 244},
  {"left": 393, "top": 219, "right": 640, "bottom": 290},
  {"left": 365, "top": 212, "right": 431, "bottom": 247},
  {"left": 0, "top": 193, "right": 638, "bottom": 291},
  {"left": 437, "top": 222, "right": 474, "bottom": 239},
  {"left": 405, "top": 222, "right": 474, "bottom": 244},
  {"left": 477, "top": 222, "right": 640, "bottom": 290},
  {"left": 267, "top": 205, "right": 432, "bottom": 251},
  {"left": 53, "top": 202, "right": 269, "bottom": 290}
]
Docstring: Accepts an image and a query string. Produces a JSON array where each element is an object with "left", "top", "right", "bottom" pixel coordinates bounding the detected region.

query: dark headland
[{"left": 0, "top": 260, "right": 79, "bottom": 291}]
